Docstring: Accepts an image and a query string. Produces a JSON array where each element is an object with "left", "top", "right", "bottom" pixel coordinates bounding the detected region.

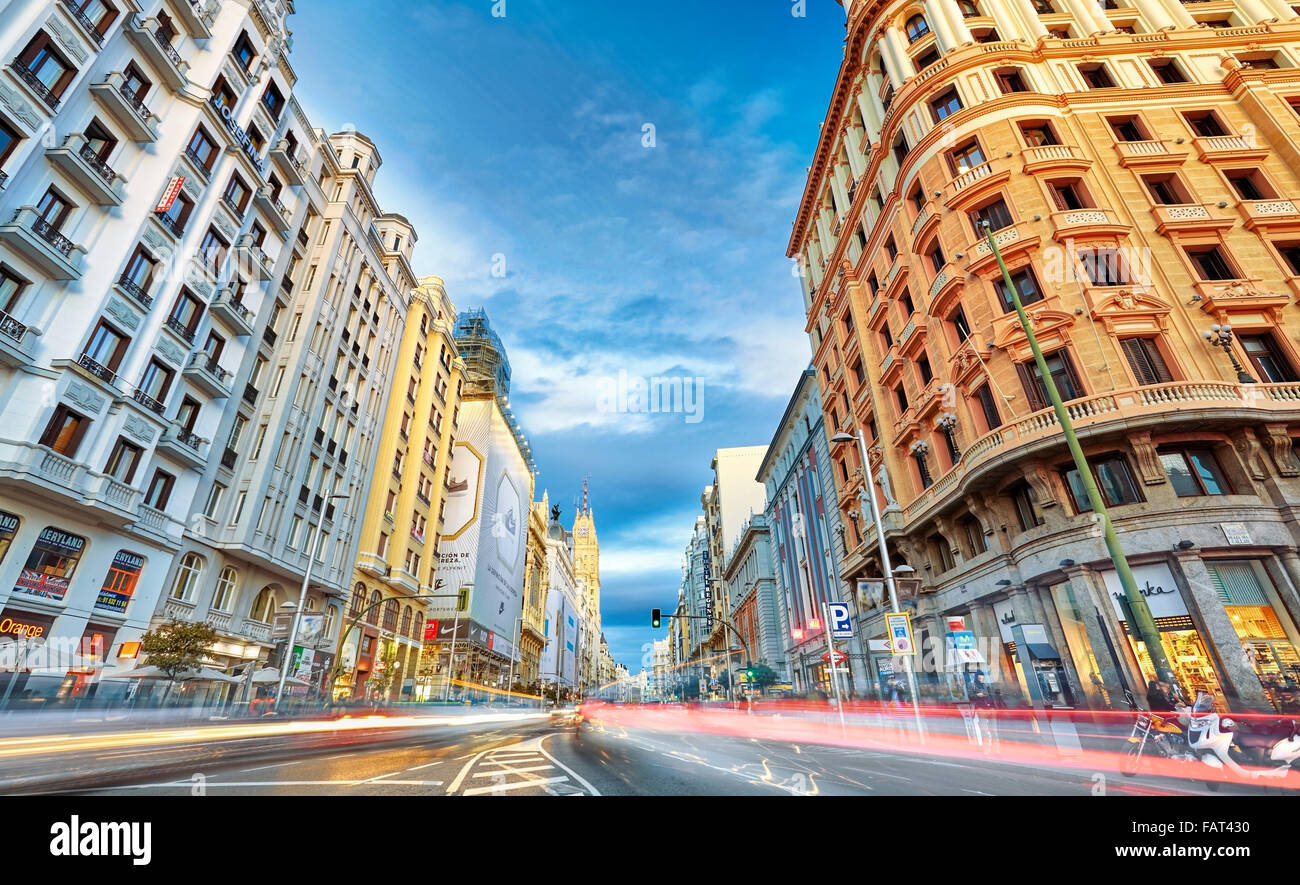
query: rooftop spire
[{"left": 582, "top": 475, "right": 590, "bottom": 514}]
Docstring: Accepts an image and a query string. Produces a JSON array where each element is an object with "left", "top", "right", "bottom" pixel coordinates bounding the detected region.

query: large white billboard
[{"left": 428, "top": 398, "right": 530, "bottom": 660}]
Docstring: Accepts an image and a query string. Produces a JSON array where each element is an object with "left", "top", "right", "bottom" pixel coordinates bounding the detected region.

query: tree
[
  {"left": 749, "top": 664, "right": 779, "bottom": 689},
  {"left": 140, "top": 619, "right": 217, "bottom": 680},
  {"left": 139, "top": 619, "right": 217, "bottom": 707}
]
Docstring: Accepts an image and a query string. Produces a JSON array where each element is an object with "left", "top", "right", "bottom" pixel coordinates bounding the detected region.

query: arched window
[
  {"left": 212, "top": 566, "right": 239, "bottom": 612},
  {"left": 170, "top": 553, "right": 203, "bottom": 602},
  {"left": 382, "top": 598, "right": 399, "bottom": 631},
  {"left": 958, "top": 0, "right": 980, "bottom": 16},
  {"left": 905, "top": 14, "right": 930, "bottom": 43},
  {"left": 413, "top": 613, "right": 424, "bottom": 642},
  {"left": 97, "top": 550, "right": 145, "bottom": 613},
  {"left": 250, "top": 585, "right": 277, "bottom": 623},
  {"left": 366, "top": 589, "right": 382, "bottom": 624},
  {"left": 350, "top": 582, "right": 366, "bottom": 615},
  {"left": 399, "top": 605, "right": 412, "bottom": 637}
]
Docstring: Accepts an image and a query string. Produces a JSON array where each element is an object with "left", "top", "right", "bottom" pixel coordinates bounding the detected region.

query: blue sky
[{"left": 292, "top": 0, "right": 845, "bottom": 670}]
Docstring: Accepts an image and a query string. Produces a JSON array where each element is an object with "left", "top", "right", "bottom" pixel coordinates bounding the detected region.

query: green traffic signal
[{"left": 651, "top": 608, "right": 661, "bottom": 629}]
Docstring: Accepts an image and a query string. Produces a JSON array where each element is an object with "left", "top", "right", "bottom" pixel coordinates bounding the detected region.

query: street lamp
[
  {"left": 1203, "top": 324, "right": 1257, "bottom": 384},
  {"left": 275, "top": 493, "right": 348, "bottom": 712},
  {"left": 830, "top": 430, "right": 925, "bottom": 737}
]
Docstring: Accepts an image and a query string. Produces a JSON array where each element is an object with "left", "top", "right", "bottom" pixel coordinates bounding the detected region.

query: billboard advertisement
[{"left": 427, "top": 398, "right": 530, "bottom": 660}]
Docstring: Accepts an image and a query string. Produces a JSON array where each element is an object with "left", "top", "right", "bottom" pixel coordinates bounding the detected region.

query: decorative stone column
[
  {"left": 880, "top": 27, "right": 916, "bottom": 86},
  {"left": 1235, "top": 0, "right": 1276, "bottom": 23},
  {"left": 922, "top": 0, "right": 962, "bottom": 52},
  {"left": 1008, "top": 0, "right": 1050, "bottom": 38},
  {"left": 1063, "top": 565, "right": 1138, "bottom": 707},
  {"left": 1170, "top": 551, "right": 1272, "bottom": 711},
  {"left": 1266, "top": 548, "right": 1300, "bottom": 630}
]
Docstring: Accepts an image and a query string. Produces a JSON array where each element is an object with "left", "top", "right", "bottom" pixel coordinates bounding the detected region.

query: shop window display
[
  {"left": 13, "top": 527, "right": 86, "bottom": 601},
  {"left": 0, "top": 509, "right": 18, "bottom": 567},
  {"left": 1207, "top": 561, "right": 1300, "bottom": 712}
]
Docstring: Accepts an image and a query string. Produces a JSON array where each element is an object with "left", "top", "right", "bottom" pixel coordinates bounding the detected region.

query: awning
[{"left": 1024, "top": 643, "right": 1062, "bottom": 661}]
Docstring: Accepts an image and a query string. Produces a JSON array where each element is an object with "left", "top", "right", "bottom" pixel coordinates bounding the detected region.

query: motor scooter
[
  {"left": 1120, "top": 689, "right": 1192, "bottom": 776},
  {"left": 1185, "top": 691, "right": 1300, "bottom": 786}
]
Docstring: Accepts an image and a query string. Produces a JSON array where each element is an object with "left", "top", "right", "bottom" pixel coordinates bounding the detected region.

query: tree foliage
[
  {"left": 139, "top": 619, "right": 218, "bottom": 679},
  {"left": 749, "top": 664, "right": 779, "bottom": 688}
]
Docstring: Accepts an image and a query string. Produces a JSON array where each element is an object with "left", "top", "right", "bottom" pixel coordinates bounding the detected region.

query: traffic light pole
[
  {"left": 326, "top": 591, "right": 465, "bottom": 703},
  {"left": 661, "top": 614, "right": 751, "bottom": 697},
  {"left": 984, "top": 223, "right": 1174, "bottom": 687}
]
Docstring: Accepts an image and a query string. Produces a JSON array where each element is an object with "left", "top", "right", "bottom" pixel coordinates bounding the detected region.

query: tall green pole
[{"left": 983, "top": 224, "right": 1174, "bottom": 687}]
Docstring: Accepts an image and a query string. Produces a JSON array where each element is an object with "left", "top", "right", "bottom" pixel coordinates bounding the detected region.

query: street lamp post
[
  {"left": 506, "top": 613, "right": 523, "bottom": 706},
  {"left": 1203, "top": 324, "right": 1257, "bottom": 384},
  {"left": 830, "top": 430, "right": 925, "bottom": 739},
  {"left": 276, "top": 493, "right": 348, "bottom": 712}
]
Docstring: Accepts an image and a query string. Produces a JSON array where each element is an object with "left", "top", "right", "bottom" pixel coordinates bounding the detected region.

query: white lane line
[
  {"left": 447, "top": 747, "right": 494, "bottom": 793},
  {"left": 842, "top": 766, "right": 911, "bottom": 781},
  {"left": 240, "top": 759, "right": 310, "bottom": 773},
  {"left": 962, "top": 789, "right": 993, "bottom": 795},
  {"left": 471, "top": 765, "right": 553, "bottom": 778},
  {"left": 539, "top": 734, "right": 601, "bottom": 796},
  {"left": 462, "top": 776, "right": 569, "bottom": 796},
  {"left": 406, "top": 761, "right": 443, "bottom": 772},
  {"left": 353, "top": 770, "right": 411, "bottom": 784},
  {"left": 321, "top": 753, "right": 357, "bottom": 761},
  {"left": 107, "top": 780, "right": 436, "bottom": 789}
]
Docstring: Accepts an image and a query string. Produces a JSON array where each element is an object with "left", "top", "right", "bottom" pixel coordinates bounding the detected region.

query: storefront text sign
[
  {"left": 210, "top": 97, "right": 269, "bottom": 176},
  {"left": 1102, "top": 563, "right": 1189, "bottom": 622},
  {"left": 0, "top": 617, "right": 44, "bottom": 638}
]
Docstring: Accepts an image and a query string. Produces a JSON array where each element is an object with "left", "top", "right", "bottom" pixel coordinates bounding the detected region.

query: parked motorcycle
[
  {"left": 1121, "top": 689, "right": 1191, "bottom": 777},
  {"left": 1185, "top": 691, "right": 1300, "bottom": 788}
]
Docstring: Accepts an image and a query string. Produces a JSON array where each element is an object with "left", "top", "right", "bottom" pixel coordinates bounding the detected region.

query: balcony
[
  {"left": 124, "top": 15, "right": 190, "bottom": 91},
  {"left": 902, "top": 380, "right": 1300, "bottom": 523},
  {"left": 0, "top": 308, "right": 35, "bottom": 369},
  {"left": 0, "top": 442, "right": 141, "bottom": 525},
  {"left": 1192, "top": 133, "right": 1268, "bottom": 164},
  {"left": 130, "top": 387, "right": 167, "bottom": 416},
  {"left": 270, "top": 139, "right": 305, "bottom": 186},
  {"left": 155, "top": 424, "right": 207, "bottom": 468},
  {"left": 45, "top": 134, "right": 127, "bottom": 206},
  {"left": 8, "top": 58, "right": 62, "bottom": 112},
  {"left": 163, "top": 0, "right": 217, "bottom": 38},
  {"left": 1237, "top": 198, "right": 1300, "bottom": 232},
  {"left": 1113, "top": 138, "right": 1188, "bottom": 168},
  {"left": 387, "top": 567, "right": 420, "bottom": 594},
  {"left": 357, "top": 551, "right": 389, "bottom": 579},
  {"left": 75, "top": 353, "right": 122, "bottom": 391},
  {"left": 183, "top": 351, "right": 233, "bottom": 398},
  {"left": 1048, "top": 206, "right": 1130, "bottom": 241},
  {"left": 57, "top": 0, "right": 108, "bottom": 47},
  {"left": 152, "top": 209, "right": 186, "bottom": 241},
  {"left": 210, "top": 288, "right": 255, "bottom": 335},
  {"left": 88, "top": 72, "right": 161, "bottom": 142},
  {"left": 1021, "top": 143, "right": 1091, "bottom": 176},
  {"left": 163, "top": 316, "right": 196, "bottom": 345},
  {"left": 253, "top": 185, "right": 290, "bottom": 234},
  {"left": 240, "top": 619, "right": 271, "bottom": 643},
  {"left": 1149, "top": 202, "right": 1234, "bottom": 235},
  {"left": 0, "top": 207, "right": 87, "bottom": 279}
]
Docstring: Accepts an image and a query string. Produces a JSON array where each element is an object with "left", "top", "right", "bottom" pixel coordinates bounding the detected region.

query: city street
[{"left": 3, "top": 708, "right": 1268, "bottom": 797}]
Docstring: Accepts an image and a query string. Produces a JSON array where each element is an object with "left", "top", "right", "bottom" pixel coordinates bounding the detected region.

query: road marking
[
  {"left": 406, "top": 761, "right": 442, "bottom": 772},
  {"left": 240, "top": 760, "right": 309, "bottom": 773},
  {"left": 462, "top": 776, "right": 569, "bottom": 796},
  {"left": 322, "top": 752, "right": 357, "bottom": 761},
  {"left": 962, "top": 789, "right": 993, "bottom": 795},
  {"left": 353, "top": 770, "right": 411, "bottom": 784},
  {"left": 471, "top": 765, "right": 553, "bottom": 777},
  {"left": 105, "top": 780, "right": 445, "bottom": 789}
]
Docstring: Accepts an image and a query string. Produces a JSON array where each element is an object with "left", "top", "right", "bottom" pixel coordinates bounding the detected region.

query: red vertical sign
[{"left": 154, "top": 176, "right": 186, "bottom": 213}]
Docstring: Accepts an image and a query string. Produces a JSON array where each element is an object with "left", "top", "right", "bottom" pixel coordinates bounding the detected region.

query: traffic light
[
  {"left": 457, "top": 587, "right": 470, "bottom": 612},
  {"left": 746, "top": 668, "right": 755, "bottom": 682},
  {"left": 651, "top": 608, "right": 661, "bottom": 629}
]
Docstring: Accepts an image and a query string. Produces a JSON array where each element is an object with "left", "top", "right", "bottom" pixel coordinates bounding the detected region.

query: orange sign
[
  {"left": 117, "top": 641, "right": 141, "bottom": 659},
  {"left": 0, "top": 617, "right": 44, "bottom": 638}
]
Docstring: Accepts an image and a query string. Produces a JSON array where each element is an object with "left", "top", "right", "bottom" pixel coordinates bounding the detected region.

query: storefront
[
  {"left": 1205, "top": 560, "right": 1300, "bottom": 713},
  {"left": 942, "top": 617, "right": 987, "bottom": 702},
  {"left": 1048, "top": 580, "right": 1118, "bottom": 709},
  {"left": 93, "top": 550, "right": 145, "bottom": 616},
  {"left": 1102, "top": 563, "right": 1226, "bottom": 707},
  {"left": 0, "top": 509, "right": 19, "bottom": 567},
  {"left": 0, "top": 608, "right": 58, "bottom": 705},
  {"left": 13, "top": 527, "right": 86, "bottom": 602}
]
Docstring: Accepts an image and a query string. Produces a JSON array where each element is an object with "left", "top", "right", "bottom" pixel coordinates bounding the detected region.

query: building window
[
  {"left": 212, "top": 566, "right": 240, "bottom": 612},
  {"left": 96, "top": 549, "right": 142, "bottom": 614},
  {"left": 973, "top": 383, "right": 1002, "bottom": 432},
  {"left": 1185, "top": 244, "right": 1238, "bottom": 281},
  {"left": 35, "top": 187, "right": 71, "bottom": 232},
  {"left": 233, "top": 31, "right": 257, "bottom": 72},
  {"left": 157, "top": 192, "right": 193, "bottom": 236},
  {"left": 1048, "top": 179, "right": 1094, "bottom": 211},
  {"left": 144, "top": 470, "right": 174, "bottom": 509},
  {"left": 1077, "top": 247, "right": 1134, "bottom": 286},
  {"left": 996, "top": 67, "right": 1029, "bottom": 94},
  {"left": 1119, "top": 337, "right": 1174, "bottom": 386},
  {"left": 120, "top": 246, "right": 156, "bottom": 296},
  {"left": 992, "top": 266, "right": 1044, "bottom": 313},
  {"left": 0, "top": 120, "right": 22, "bottom": 171},
  {"left": 1148, "top": 58, "right": 1188, "bottom": 84},
  {"left": 16, "top": 32, "right": 76, "bottom": 105},
  {"left": 137, "top": 359, "right": 174, "bottom": 403},
  {"left": 1009, "top": 481, "right": 1043, "bottom": 530},
  {"left": 917, "top": 354, "right": 933, "bottom": 385},
  {"left": 1141, "top": 173, "right": 1192, "bottom": 206},
  {"left": 930, "top": 87, "right": 962, "bottom": 121},
  {"left": 1019, "top": 121, "right": 1059, "bottom": 147},
  {"left": 15, "top": 527, "right": 86, "bottom": 601},
  {"left": 1079, "top": 64, "right": 1117, "bottom": 89},
  {"left": 250, "top": 586, "right": 277, "bottom": 623},
  {"left": 186, "top": 127, "right": 219, "bottom": 171},
  {"left": 963, "top": 517, "right": 987, "bottom": 555},
  {"left": 1063, "top": 454, "right": 1143, "bottom": 511},
  {"left": 969, "top": 197, "right": 1013, "bottom": 234},
  {"left": 949, "top": 305, "right": 972, "bottom": 342},
  {"left": 1159, "top": 448, "right": 1230, "bottom": 497},
  {"left": 950, "top": 140, "right": 987, "bottom": 174},
  {"left": 203, "top": 483, "right": 225, "bottom": 519},
  {"left": 261, "top": 81, "right": 284, "bottom": 119},
  {"left": 1225, "top": 169, "right": 1276, "bottom": 202},
  {"left": 169, "top": 552, "right": 203, "bottom": 601},
  {"left": 223, "top": 175, "right": 251, "bottom": 212},
  {"left": 1240, "top": 333, "right": 1299, "bottom": 382},
  {"left": 211, "top": 74, "right": 237, "bottom": 111},
  {"left": 894, "top": 385, "right": 908, "bottom": 412},
  {"left": 905, "top": 14, "right": 931, "bottom": 43},
  {"left": 199, "top": 227, "right": 229, "bottom": 272},
  {"left": 39, "top": 404, "right": 90, "bottom": 456},
  {"left": 1109, "top": 115, "right": 1148, "bottom": 143},
  {"left": 1183, "top": 109, "right": 1227, "bottom": 138},
  {"left": 103, "top": 437, "right": 142, "bottom": 483},
  {"left": 1019, "top": 349, "right": 1084, "bottom": 409}
]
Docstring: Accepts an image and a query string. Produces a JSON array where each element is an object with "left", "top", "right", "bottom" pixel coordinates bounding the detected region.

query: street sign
[
  {"left": 821, "top": 649, "right": 847, "bottom": 665},
  {"left": 884, "top": 612, "right": 915, "bottom": 656},
  {"left": 868, "top": 639, "right": 892, "bottom": 652},
  {"left": 829, "top": 667, "right": 851, "bottom": 674},
  {"left": 827, "top": 602, "right": 853, "bottom": 639}
]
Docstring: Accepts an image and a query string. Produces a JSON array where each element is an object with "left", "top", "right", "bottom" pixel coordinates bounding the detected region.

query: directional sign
[
  {"left": 884, "top": 612, "right": 915, "bottom": 656},
  {"left": 821, "top": 649, "right": 847, "bottom": 665},
  {"left": 827, "top": 602, "right": 853, "bottom": 639}
]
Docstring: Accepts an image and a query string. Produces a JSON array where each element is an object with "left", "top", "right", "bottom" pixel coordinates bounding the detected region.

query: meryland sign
[{"left": 211, "top": 97, "right": 268, "bottom": 177}]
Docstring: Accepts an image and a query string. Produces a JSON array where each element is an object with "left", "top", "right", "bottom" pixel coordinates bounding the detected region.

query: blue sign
[{"left": 827, "top": 602, "right": 853, "bottom": 639}]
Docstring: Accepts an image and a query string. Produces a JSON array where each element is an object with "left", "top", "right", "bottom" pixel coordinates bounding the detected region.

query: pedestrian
[{"left": 970, "top": 670, "right": 998, "bottom": 751}]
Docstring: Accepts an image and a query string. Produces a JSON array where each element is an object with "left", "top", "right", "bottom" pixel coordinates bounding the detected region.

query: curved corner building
[{"left": 789, "top": 0, "right": 1300, "bottom": 712}]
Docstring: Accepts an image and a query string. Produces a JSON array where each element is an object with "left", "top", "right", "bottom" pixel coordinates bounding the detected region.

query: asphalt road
[{"left": 70, "top": 716, "right": 1266, "bottom": 796}]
